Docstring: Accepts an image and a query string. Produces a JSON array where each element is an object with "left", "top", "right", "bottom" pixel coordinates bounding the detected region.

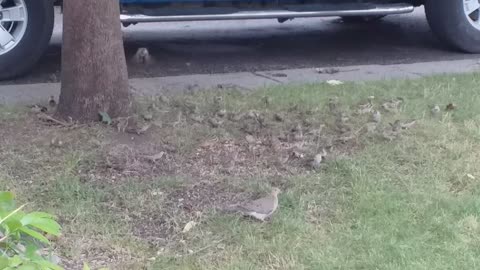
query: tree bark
[{"left": 58, "top": 0, "right": 131, "bottom": 121}]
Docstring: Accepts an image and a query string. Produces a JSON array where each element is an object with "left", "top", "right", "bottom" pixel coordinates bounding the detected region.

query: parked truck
[{"left": 1, "top": 0, "right": 479, "bottom": 80}]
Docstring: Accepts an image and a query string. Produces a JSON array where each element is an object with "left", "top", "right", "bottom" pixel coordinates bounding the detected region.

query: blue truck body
[{"left": 2, "top": 0, "right": 480, "bottom": 80}]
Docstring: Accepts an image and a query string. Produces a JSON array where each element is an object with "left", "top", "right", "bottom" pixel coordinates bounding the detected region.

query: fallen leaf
[
  {"left": 136, "top": 124, "right": 152, "bottom": 135},
  {"left": 326, "top": 80, "right": 344, "bottom": 86},
  {"left": 467, "top": 174, "right": 475, "bottom": 180},
  {"left": 182, "top": 221, "right": 197, "bottom": 233},
  {"left": 401, "top": 120, "right": 417, "bottom": 129}
]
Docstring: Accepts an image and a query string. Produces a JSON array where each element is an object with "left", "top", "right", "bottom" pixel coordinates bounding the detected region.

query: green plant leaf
[
  {"left": 18, "top": 228, "right": 49, "bottom": 244},
  {"left": 4, "top": 218, "right": 23, "bottom": 234},
  {"left": 83, "top": 262, "right": 91, "bottom": 270},
  {"left": 17, "top": 263, "right": 36, "bottom": 270},
  {"left": 0, "top": 192, "right": 14, "bottom": 212},
  {"left": 25, "top": 244, "right": 39, "bottom": 260},
  {"left": 0, "top": 205, "right": 26, "bottom": 226},
  {"left": 8, "top": 256, "right": 22, "bottom": 267},
  {"left": 21, "top": 213, "right": 61, "bottom": 236},
  {"left": 98, "top": 112, "right": 112, "bottom": 125},
  {"left": 0, "top": 257, "right": 8, "bottom": 269},
  {"left": 36, "top": 260, "right": 64, "bottom": 270}
]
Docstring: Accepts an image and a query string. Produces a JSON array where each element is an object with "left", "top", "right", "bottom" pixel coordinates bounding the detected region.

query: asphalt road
[{"left": 6, "top": 7, "right": 480, "bottom": 84}]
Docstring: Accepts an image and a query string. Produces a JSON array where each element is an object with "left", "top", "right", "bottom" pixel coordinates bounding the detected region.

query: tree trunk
[{"left": 58, "top": 0, "right": 131, "bottom": 121}]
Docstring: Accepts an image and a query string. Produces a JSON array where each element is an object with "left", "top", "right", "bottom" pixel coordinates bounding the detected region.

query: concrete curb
[{"left": 1, "top": 58, "right": 479, "bottom": 105}]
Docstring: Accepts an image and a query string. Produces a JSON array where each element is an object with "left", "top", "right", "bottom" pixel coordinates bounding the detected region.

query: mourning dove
[{"left": 228, "top": 188, "right": 281, "bottom": 222}]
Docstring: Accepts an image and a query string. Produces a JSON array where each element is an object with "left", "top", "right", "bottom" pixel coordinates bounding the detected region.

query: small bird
[
  {"left": 311, "top": 148, "right": 327, "bottom": 169},
  {"left": 431, "top": 105, "right": 441, "bottom": 117},
  {"left": 227, "top": 188, "right": 281, "bottom": 222},
  {"left": 390, "top": 120, "right": 402, "bottom": 132},
  {"left": 335, "top": 112, "right": 351, "bottom": 133},
  {"left": 357, "top": 102, "right": 373, "bottom": 114},
  {"left": 48, "top": 96, "right": 56, "bottom": 108},
  {"left": 328, "top": 97, "right": 339, "bottom": 114},
  {"left": 132, "top": 47, "right": 152, "bottom": 65},
  {"left": 371, "top": 110, "right": 382, "bottom": 123},
  {"left": 382, "top": 98, "right": 402, "bottom": 112},
  {"left": 446, "top": 103, "right": 457, "bottom": 111},
  {"left": 28, "top": 104, "right": 47, "bottom": 113}
]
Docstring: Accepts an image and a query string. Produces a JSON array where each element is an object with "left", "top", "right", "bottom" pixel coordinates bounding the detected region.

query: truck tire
[
  {"left": 425, "top": 0, "right": 480, "bottom": 53},
  {"left": 0, "top": 0, "right": 54, "bottom": 80}
]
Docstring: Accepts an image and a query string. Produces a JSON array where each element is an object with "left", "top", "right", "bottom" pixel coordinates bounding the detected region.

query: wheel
[
  {"left": 340, "top": 15, "right": 385, "bottom": 23},
  {"left": 0, "top": 0, "right": 54, "bottom": 80},
  {"left": 425, "top": 0, "right": 480, "bottom": 53}
]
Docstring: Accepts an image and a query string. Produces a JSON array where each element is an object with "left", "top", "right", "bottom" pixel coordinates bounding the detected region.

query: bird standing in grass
[{"left": 226, "top": 188, "right": 281, "bottom": 222}]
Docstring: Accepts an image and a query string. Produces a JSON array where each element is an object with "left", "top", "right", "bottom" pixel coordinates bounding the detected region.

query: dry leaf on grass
[
  {"left": 326, "top": 80, "right": 344, "bottom": 86},
  {"left": 182, "top": 221, "right": 197, "bottom": 233}
]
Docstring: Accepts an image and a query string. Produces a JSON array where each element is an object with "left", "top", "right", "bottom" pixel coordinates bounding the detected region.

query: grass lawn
[{"left": 1, "top": 73, "right": 480, "bottom": 269}]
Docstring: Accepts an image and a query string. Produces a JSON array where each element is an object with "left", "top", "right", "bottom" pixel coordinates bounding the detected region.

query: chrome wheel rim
[
  {"left": 0, "top": 0, "right": 27, "bottom": 55},
  {"left": 464, "top": 0, "right": 480, "bottom": 30}
]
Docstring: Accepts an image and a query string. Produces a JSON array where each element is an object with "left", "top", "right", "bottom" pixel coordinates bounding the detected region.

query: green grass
[
  {"left": 152, "top": 74, "right": 480, "bottom": 269},
  {"left": 2, "top": 73, "right": 480, "bottom": 269}
]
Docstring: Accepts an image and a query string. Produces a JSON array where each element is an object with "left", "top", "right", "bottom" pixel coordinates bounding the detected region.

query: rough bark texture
[{"left": 58, "top": 0, "right": 131, "bottom": 121}]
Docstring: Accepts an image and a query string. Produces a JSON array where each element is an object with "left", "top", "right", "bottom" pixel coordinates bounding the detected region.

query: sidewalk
[{"left": 1, "top": 58, "right": 479, "bottom": 105}]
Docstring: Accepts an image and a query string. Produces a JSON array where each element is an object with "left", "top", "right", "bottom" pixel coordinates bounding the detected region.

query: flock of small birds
[{"left": 30, "top": 52, "right": 458, "bottom": 223}]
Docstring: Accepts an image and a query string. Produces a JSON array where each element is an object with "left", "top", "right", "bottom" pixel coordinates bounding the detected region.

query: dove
[
  {"left": 311, "top": 148, "right": 327, "bottom": 169},
  {"left": 227, "top": 188, "right": 281, "bottom": 222},
  {"left": 371, "top": 110, "right": 382, "bottom": 123}
]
